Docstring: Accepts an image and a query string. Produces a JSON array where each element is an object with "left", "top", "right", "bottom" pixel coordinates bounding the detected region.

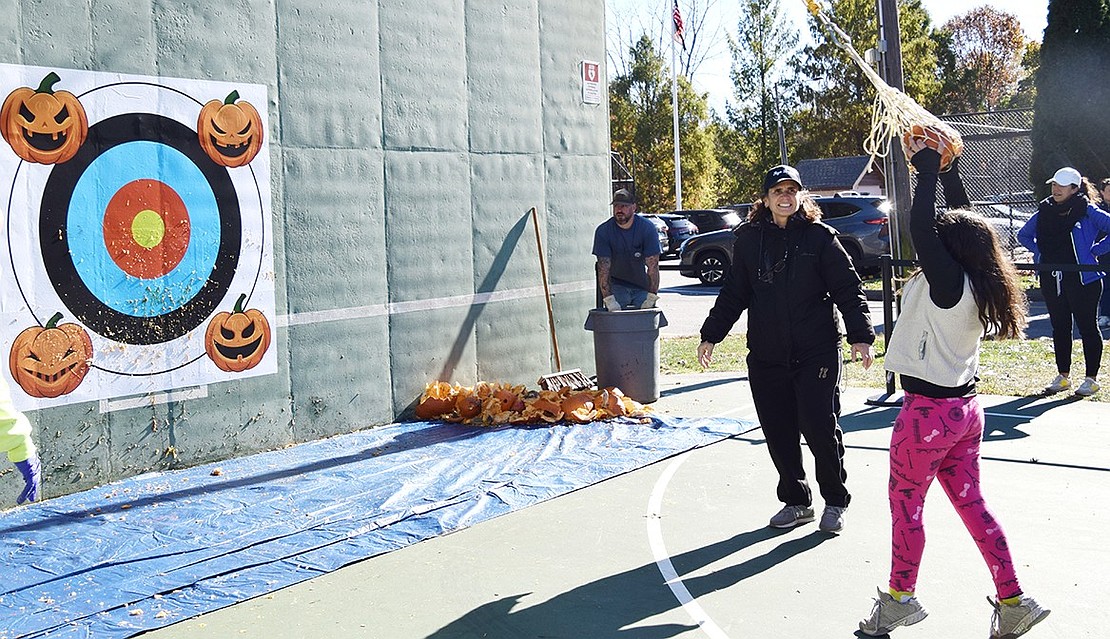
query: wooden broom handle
[{"left": 531, "top": 207, "right": 561, "bottom": 370}]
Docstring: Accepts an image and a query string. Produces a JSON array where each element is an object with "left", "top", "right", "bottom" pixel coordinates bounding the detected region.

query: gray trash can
[{"left": 584, "top": 308, "right": 668, "bottom": 404}]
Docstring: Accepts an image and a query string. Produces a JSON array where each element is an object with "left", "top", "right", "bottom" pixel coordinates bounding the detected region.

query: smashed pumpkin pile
[{"left": 414, "top": 381, "right": 652, "bottom": 426}]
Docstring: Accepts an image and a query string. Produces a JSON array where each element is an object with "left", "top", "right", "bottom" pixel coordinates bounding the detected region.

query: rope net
[{"left": 803, "top": 0, "right": 963, "bottom": 171}]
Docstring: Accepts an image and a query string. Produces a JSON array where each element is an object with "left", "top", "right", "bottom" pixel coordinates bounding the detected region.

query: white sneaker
[
  {"left": 988, "top": 595, "right": 1050, "bottom": 638},
  {"left": 1043, "top": 374, "right": 1070, "bottom": 394},
  {"left": 1075, "top": 377, "right": 1100, "bottom": 397},
  {"left": 859, "top": 588, "right": 928, "bottom": 636}
]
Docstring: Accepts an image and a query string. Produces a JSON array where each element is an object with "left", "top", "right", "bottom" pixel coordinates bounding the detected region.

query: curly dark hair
[{"left": 934, "top": 210, "right": 1027, "bottom": 339}]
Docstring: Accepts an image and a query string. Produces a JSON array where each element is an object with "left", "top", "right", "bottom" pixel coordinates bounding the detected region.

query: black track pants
[
  {"left": 1041, "top": 272, "right": 1103, "bottom": 378},
  {"left": 747, "top": 348, "right": 850, "bottom": 509}
]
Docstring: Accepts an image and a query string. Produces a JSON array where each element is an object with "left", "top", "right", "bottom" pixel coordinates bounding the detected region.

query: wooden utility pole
[{"left": 877, "top": 0, "right": 913, "bottom": 270}]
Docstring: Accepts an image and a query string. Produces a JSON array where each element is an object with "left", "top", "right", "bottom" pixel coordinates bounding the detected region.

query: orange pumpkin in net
[{"left": 901, "top": 124, "right": 963, "bottom": 172}]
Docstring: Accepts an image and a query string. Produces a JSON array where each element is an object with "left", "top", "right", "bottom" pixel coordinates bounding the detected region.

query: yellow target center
[{"left": 131, "top": 209, "right": 166, "bottom": 249}]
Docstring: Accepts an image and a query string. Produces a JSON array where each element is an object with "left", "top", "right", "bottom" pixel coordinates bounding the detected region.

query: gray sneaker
[
  {"left": 768, "top": 504, "right": 815, "bottom": 528},
  {"left": 989, "top": 595, "right": 1050, "bottom": 639},
  {"left": 1075, "top": 377, "right": 1100, "bottom": 397},
  {"left": 1044, "top": 374, "right": 1070, "bottom": 394},
  {"left": 859, "top": 588, "right": 928, "bottom": 636},
  {"left": 819, "top": 505, "right": 846, "bottom": 533}
]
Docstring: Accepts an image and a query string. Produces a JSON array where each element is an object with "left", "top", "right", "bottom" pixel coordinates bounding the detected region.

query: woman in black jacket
[{"left": 697, "top": 165, "right": 875, "bottom": 533}]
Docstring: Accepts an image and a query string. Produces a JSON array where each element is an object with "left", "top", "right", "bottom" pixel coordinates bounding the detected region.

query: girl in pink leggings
[
  {"left": 858, "top": 141, "right": 1049, "bottom": 639},
  {"left": 888, "top": 394, "right": 1019, "bottom": 598}
]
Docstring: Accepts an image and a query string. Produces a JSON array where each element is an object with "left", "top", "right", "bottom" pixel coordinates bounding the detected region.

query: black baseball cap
[
  {"left": 762, "top": 165, "right": 803, "bottom": 193},
  {"left": 611, "top": 188, "right": 636, "bottom": 205}
]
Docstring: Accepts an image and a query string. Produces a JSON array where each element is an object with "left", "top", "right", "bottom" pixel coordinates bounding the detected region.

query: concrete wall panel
[
  {"left": 19, "top": 2, "right": 94, "bottom": 69},
  {"left": 288, "top": 316, "right": 393, "bottom": 440},
  {"left": 379, "top": 0, "right": 467, "bottom": 152},
  {"left": 275, "top": 1, "right": 382, "bottom": 150},
  {"left": 465, "top": 0, "right": 543, "bottom": 154},
  {"left": 152, "top": 0, "right": 278, "bottom": 84},
  {"left": 390, "top": 307, "right": 477, "bottom": 414},
  {"left": 538, "top": 0, "right": 607, "bottom": 155},
  {"left": 384, "top": 150, "right": 472, "bottom": 303},
  {"left": 91, "top": 0, "right": 156, "bottom": 75},
  {"left": 475, "top": 296, "right": 554, "bottom": 384},
  {"left": 282, "top": 147, "right": 387, "bottom": 312}
]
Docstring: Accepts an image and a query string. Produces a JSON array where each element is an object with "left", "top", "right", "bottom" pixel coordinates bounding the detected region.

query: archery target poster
[{"left": 0, "top": 63, "right": 275, "bottom": 411}]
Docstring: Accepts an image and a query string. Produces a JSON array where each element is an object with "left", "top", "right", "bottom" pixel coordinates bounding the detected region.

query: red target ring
[{"left": 103, "top": 179, "right": 190, "bottom": 279}]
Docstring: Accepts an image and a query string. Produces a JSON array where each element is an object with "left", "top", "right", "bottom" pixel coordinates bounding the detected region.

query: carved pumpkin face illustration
[
  {"left": 1, "top": 72, "right": 88, "bottom": 164},
  {"left": 9, "top": 312, "right": 93, "bottom": 398},
  {"left": 197, "top": 90, "right": 263, "bottom": 168},
  {"left": 205, "top": 294, "right": 271, "bottom": 372}
]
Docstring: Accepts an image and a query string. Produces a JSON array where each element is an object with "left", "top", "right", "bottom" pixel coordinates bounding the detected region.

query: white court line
[
  {"left": 645, "top": 406, "right": 758, "bottom": 639},
  {"left": 647, "top": 453, "right": 729, "bottom": 639}
]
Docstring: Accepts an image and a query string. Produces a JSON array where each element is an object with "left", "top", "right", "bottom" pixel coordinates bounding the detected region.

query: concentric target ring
[{"left": 39, "top": 113, "right": 241, "bottom": 345}]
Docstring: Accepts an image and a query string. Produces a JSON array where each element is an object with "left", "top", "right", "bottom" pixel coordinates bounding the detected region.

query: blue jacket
[{"left": 1017, "top": 197, "right": 1110, "bottom": 285}]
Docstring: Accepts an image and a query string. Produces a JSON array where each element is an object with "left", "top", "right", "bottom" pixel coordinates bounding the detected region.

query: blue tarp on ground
[{"left": 0, "top": 414, "right": 753, "bottom": 638}]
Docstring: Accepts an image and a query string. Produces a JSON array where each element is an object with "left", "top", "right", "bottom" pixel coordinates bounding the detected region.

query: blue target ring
[
  {"left": 68, "top": 141, "right": 221, "bottom": 317},
  {"left": 40, "top": 113, "right": 241, "bottom": 345}
]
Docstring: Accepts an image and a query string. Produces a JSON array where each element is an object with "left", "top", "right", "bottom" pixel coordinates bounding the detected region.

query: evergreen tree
[
  {"left": 609, "top": 36, "right": 722, "bottom": 212},
  {"left": 1030, "top": 0, "right": 1110, "bottom": 191},
  {"left": 726, "top": 0, "right": 799, "bottom": 184}
]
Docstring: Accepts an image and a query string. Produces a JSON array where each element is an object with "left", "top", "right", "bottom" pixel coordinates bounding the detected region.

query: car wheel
[{"left": 696, "top": 250, "right": 729, "bottom": 286}]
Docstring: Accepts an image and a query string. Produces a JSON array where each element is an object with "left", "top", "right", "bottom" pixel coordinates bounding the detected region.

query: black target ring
[{"left": 39, "top": 113, "right": 241, "bottom": 345}]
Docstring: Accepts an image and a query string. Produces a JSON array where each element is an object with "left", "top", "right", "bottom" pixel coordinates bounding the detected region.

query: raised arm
[{"left": 907, "top": 141, "right": 965, "bottom": 309}]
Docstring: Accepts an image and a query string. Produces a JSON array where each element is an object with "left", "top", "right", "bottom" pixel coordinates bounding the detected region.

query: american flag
[{"left": 672, "top": 1, "right": 685, "bottom": 49}]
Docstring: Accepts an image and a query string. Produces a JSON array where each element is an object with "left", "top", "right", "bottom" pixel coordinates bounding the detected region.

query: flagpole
[{"left": 671, "top": 7, "right": 682, "bottom": 211}]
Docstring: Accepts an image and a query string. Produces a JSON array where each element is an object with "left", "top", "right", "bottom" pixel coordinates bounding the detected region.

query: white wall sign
[{"left": 581, "top": 60, "right": 601, "bottom": 105}]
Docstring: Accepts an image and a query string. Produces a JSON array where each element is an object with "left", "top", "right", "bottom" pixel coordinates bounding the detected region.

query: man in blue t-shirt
[{"left": 592, "top": 189, "right": 661, "bottom": 311}]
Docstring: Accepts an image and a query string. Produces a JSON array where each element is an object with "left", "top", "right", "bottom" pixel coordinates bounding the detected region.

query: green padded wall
[{"left": 0, "top": 0, "right": 609, "bottom": 502}]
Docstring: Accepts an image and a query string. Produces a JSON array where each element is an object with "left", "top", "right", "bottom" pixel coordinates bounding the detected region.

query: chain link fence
[{"left": 941, "top": 108, "right": 1036, "bottom": 259}]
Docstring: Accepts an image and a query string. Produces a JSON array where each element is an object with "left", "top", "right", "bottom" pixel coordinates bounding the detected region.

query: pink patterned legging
[{"left": 888, "top": 393, "right": 1022, "bottom": 599}]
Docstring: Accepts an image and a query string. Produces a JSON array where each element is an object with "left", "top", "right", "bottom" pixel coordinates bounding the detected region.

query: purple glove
[{"left": 15, "top": 453, "right": 40, "bottom": 504}]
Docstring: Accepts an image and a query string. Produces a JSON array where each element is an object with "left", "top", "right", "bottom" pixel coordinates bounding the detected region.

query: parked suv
[
  {"left": 653, "top": 213, "right": 700, "bottom": 257},
  {"left": 669, "top": 209, "right": 743, "bottom": 233},
  {"left": 678, "top": 195, "right": 891, "bottom": 285},
  {"left": 639, "top": 213, "right": 670, "bottom": 255}
]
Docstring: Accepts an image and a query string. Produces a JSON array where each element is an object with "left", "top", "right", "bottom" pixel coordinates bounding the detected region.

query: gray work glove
[
  {"left": 603, "top": 295, "right": 621, "bottom": 312},
  {"left": 640, "top": 293, "right": 659, "bottom": 309}
]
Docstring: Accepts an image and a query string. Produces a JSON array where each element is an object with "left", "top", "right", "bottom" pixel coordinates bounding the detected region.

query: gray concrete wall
[{"left": 0, "top": 0, "right": 608, "bottom": 501}]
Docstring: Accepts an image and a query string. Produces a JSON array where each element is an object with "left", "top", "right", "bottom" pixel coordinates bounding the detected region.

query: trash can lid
[{"left": 584, "top": 308, "right": 669, "bottom": 331}]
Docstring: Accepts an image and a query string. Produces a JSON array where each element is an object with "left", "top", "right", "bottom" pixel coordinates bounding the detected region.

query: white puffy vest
[{"left": 885, "top": 273, "right": 983, "bottom": 387}]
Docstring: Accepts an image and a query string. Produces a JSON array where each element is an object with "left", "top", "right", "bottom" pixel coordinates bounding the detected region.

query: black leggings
[{"left": 1040, "top": 272, "right": 1103, "bottom": 378}]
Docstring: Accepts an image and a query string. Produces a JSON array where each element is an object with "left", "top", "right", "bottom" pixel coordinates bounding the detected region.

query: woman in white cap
[{"left": 1017, "top": 167, "right": 1110, "bottom": 397}]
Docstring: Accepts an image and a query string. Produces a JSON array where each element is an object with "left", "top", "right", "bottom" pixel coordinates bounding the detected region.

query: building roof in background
[{"left": 796, "top": 156, "right": 876, "bottom": 191}]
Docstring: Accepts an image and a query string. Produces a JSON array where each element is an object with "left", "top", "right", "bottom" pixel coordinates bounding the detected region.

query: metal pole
[
  {"left": 866, "top": 254, "right": 903, "bottom": 406},
  {"left": 671, "top": 33, "right": 683, "bottom": 211},
  {"left": 775, "top": 85, "right": 788, "bottom": 165}
]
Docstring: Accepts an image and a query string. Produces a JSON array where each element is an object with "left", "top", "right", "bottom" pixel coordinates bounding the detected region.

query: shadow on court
[{"left": 424, "top": 527, "right": 829, "bottom": 639}]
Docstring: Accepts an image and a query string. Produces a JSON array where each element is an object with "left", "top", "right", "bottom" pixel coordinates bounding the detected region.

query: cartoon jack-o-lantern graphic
[
  {"left": 197, "top": 90, "right": 263, "bottom": 168},
  {"left": 9, "top": 312, "right": 93, "bottom": 398},
  {"left": 0, "top": 72, "right": 88, "bottom": 164},
  {"left": 205, "top": 294, "right": 271, "bottom": 372}
]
